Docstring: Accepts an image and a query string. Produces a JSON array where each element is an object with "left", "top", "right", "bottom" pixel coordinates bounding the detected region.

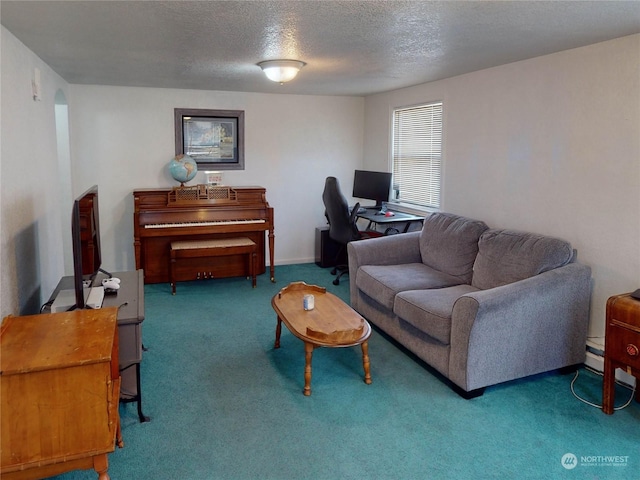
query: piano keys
[
  {"left": 145, "top": 219, "right": 265, "bottom": 229},
  {"left": 133, "top": 186, "right": 275, "bottom": 284}
]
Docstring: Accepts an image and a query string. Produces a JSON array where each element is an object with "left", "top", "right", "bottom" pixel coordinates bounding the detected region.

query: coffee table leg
[
  {"left": 304, "top": 342, "right": 314, "bottom": 396},
  {"left": 361, "top": 341, "right": 372, "bottom": 385},
  {"left": 274, "top": 317, "right": 282, "bottom": 349}
]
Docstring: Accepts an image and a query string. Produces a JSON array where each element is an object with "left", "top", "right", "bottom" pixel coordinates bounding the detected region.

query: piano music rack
[{"left": 168, "top": 185, "right": 237, "bottom": 205}]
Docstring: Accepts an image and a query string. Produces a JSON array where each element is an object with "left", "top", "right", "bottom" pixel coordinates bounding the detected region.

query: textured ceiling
[{"left": 2, "top": 1, "right": 639, "bottom": 96}]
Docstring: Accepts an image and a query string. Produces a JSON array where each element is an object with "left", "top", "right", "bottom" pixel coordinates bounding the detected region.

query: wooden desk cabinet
[
  {"left": 1, "top": 307, "right": 122, "bottom": 479},
  {"left": 602, "top": 293, "right": 640, "bottom": 414}
]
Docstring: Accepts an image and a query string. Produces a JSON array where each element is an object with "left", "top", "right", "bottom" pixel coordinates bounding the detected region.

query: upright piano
[{"left": 133, "top": 185, "right": 275, "bottom": 284}]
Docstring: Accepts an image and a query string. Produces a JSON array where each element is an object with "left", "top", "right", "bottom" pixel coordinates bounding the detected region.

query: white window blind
[{"left": 391, "top": 102, "right": 443, "bottom": 209}]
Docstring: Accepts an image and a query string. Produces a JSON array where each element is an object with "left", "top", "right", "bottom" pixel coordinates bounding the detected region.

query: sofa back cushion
[
  {"left": 471, "top": 229, "right": 574, "bottom": 290},
  {"left": 419, "top": 212, "right": 489, "bottom": 283}
]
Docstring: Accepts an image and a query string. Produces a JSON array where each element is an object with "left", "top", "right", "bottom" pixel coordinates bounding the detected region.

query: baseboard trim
[{"left": 585, "top": 351, "right": 636, "bottom": 388}]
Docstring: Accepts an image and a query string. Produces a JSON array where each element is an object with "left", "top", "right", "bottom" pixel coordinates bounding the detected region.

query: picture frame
[{"left": 174, "top": 108, "right": 245, "bottom": 170}]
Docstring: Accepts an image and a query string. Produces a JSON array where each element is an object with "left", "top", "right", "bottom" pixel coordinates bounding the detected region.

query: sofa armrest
[
  {"left": 448, "top": 262, "right": 592, "bottom": 391},
  {"left": 348, "top": 231, "right": 422, "bottom": 308},
  {"left": 348, "top": 231, "right": 422, "bottom": 268}
]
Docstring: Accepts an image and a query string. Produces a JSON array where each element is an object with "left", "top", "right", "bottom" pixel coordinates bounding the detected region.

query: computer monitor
[{"left": 352, "top": 170, "right": 392, "bottom": 208}]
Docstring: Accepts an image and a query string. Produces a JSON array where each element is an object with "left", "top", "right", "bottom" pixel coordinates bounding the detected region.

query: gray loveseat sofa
[{"left": 348, "top": 212, "right": 592, "bottom": 397}]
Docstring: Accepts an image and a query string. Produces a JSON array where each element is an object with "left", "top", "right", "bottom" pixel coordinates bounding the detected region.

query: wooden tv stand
[{"left": 1, "top": 307, "right": 123, "bottom": 480}]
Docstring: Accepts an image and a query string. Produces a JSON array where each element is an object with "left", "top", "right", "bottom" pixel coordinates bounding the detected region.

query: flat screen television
[
  {"left": 71, "top": 185, "right": 102, "bottom": 309},
  {"left": 352, "top": 170, "right": 392, "bottom": 208}
]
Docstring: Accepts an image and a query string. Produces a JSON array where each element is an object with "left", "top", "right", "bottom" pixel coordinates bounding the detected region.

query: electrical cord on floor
[{"left": 570, "top": 366, "right": 636, "bottom": 410}]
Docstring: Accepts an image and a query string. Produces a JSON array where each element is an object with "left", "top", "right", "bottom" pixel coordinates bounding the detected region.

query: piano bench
[{"left": 170, "top": 238, "right": 257, "bottom": 294}]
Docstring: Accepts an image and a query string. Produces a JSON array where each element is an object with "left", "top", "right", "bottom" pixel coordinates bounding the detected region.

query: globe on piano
[{"left": 168, "top": 154, "right": 198, "bottom": 186}]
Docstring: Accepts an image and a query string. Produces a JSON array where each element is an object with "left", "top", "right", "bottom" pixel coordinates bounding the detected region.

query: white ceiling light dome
[{"left": 257, "top": 59, "right": 306, "bottom": 84}]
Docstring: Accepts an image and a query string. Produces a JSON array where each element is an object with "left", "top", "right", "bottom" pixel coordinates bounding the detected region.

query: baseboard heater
[{"left": 584, "top": 348, "right": 636, "bottom": 388}]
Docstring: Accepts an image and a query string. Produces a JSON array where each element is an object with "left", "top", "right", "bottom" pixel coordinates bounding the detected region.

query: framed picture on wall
[{"left": 174, "top": 108, "right": 245, "bottom": 170}]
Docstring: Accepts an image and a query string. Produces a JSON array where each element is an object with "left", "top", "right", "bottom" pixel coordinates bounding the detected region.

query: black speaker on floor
[{"left": 315, "top": 226, "right": 345, "bottom": 268}]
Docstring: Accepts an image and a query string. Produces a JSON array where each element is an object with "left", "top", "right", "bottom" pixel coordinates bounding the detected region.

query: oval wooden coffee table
[{"left": 271, "top": 282, "right": 372, "bottom": 396}]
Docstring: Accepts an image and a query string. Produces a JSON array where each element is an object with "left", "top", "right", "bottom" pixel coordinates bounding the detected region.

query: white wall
[
  {"left": 1, "top": 26, "right": 71, "bottom": 317},
  {"left": 68, "top": 86, "right": 364, "bottom": 272},
  {"left": 363, "top": 34, "right": 640, "bottom": 338}
]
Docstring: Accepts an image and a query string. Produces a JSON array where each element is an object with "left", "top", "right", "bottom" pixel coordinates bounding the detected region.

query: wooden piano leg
[
  {"left": 169, "top": 246, "right": 177, "bottom": 295},
  {"left": 268, "top": 229, "right": 276, "bottom": 282},
  {"left": 251, "top": 251, "right": 257, "bottom": 288}
]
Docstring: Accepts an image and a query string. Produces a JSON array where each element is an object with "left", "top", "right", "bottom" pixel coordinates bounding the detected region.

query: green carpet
[{"left": 52, "top": 264, "right": 638, "bottom": 480}]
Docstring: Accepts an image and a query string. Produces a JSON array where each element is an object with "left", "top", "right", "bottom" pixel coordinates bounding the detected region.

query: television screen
[
  {"left": 71, "top": 185, "right": 102, "bottom": 309},
  {"left": 352, "top": 170, "right": 392, "bottom": 208}
]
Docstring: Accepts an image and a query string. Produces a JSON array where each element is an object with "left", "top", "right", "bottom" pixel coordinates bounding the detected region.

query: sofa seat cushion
[
  {"left": 357, "top": 263, "right": 464, "bottom": 310},
  {"left": 394, "top": 285, "right": 480, "bottom": 345},
  {"left": 472, "top": 229, "right": 574, "bottom": 290},
  {"left": 420, "top": 213, "right": 488, "bottom": 284}
]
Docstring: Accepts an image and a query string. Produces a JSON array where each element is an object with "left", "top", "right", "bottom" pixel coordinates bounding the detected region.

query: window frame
[{"left": 389, "top": 101, "right": 443, "bottom": 211}]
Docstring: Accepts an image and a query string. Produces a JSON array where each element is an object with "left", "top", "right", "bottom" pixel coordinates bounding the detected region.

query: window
[{"left": 391, "top": 102, "right": 443, "bottom": 209}]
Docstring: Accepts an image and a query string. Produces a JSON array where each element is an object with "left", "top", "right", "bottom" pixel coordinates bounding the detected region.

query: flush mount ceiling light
[{"left": 257, "top": 59, "right": 306, "bottom": 84}]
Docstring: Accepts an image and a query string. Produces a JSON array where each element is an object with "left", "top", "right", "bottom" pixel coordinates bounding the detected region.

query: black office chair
[{"left": 322, "top": 176, "right": 380, "bottom": 285}]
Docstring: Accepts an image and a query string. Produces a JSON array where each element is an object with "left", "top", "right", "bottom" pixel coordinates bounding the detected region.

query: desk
[
  {"left": 356, "top": 207, "right": 424, "bottom": 234},
  {"left": 1, "top": 308, "right": 122, "bottom": 480},
  {"left": 48, "top": 270, "right": 149, "bottom": 422}
]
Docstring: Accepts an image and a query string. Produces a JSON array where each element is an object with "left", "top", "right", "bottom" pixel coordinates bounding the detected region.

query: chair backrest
[{"left": 322, "top": 177, "right": 361, "bottom": 245}]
